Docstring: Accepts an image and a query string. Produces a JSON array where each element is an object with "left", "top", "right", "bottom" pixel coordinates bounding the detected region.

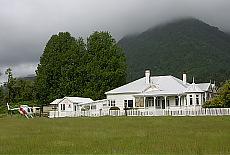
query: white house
[
  {"left": 49, "top": 70, "right": 219, "bottom": 118},
  {"left": 105, "top": 70, "right": 216, "bottom": 111},
  {"left": 49, "top": 97, "right": 93, "bottom": 117}
]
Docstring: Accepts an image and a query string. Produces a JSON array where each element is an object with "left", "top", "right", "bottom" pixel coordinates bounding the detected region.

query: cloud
[{"left": 0, "top": 0, "right": 230, "bottom": 82}]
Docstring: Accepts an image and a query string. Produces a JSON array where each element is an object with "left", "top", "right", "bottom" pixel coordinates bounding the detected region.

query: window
[
  {"left": 135, "top": 97, "right": 144, "bottom": 107},
  {"left": 175, "top": 96, "right": 179, "bottom": 106},
  {"left": 128, "top": 100, "right": 133, "bottom": 108},
  {"left": 110, "top": 100, "right": 115, "bottom": 107},
  {"left": 190, "top": 95, "right": 193, "bottom": 105},
  {"left": 156, "top": 97, "right": 160, "bottom": 107},
  {"left": 196, "top": 95, "right": 199, "bottom": 105},
  {"left": 61, "top": 104, "right": 65, "bottom": 111},
  {"left": 146, "top": 97, "right": 154, "bottom": 107},
  {"left": 68, "top": 104, "right": 71, "bottom": 108},
  {"left": 91, "top": 105, "right": 96, "bottom": 110},
  {"left": 74, "top": 105, "right": 77, "bottom": 111},
  {"left": 167, "top": 100, "right": 170, "bottom": 107}
]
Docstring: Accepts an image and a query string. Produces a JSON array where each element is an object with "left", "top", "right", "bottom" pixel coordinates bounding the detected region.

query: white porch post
[
  {"left": 144, "top": 97, "right": 146, "bottom": 109},
  {"left": 185, "top": 96, "right": 187, "bottom": 107},
  {"left": 200, "top": 94, "right": 203, "bottom": 106},
  {"left": 204, "top": 92, "right": 207, "bottom": 102},
  {"left": 178, "top": 96, "right": 181, "bottom": 107},
  {"left": 164, "top": 96, "right": 167, "bottom": 109},
  {"left": 136, "top": 97, "right": 139, "bottom": 108},
  {"left": 193, "top": 94, "right": 196, "bottom": 109},
  {"left": 154, "top": 96, "right": 156, "bottom": 109},
  {"left": 186, "top": 95, "right": 189, "bottom": 107}
]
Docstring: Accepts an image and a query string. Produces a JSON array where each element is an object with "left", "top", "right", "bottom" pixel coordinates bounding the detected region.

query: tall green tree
[
  {"left": 0, "top": 72, "right": 4, "bottom": 105},
  {"left": 35, "top": 31, "right": 126, "bottom": 104},
  {"left": 83, "top": 31, "right": 126, "bottom": 100},
  {"left": 4, "top": 68, "right": 15, "bottom": 104},
  {"left": 35, "top": 32, "right": 84, "bottom": 104}
]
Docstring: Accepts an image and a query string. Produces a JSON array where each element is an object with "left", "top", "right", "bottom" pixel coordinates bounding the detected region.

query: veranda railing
[{"left": 49, "top": 108, "right": 230, "bottom": 118}]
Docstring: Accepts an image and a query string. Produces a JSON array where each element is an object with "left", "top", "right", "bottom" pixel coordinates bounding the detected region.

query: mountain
[
  {"left": 118, "top": 18, "right": 230, "bottom": 85},
  {"left": 17, "top": 74, "right": 36, "bottom": 81}
]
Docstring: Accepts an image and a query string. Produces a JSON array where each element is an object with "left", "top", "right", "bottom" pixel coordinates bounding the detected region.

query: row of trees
[
  {"left": 35, "top": 31, "right": 126, "bottom": 104},
  {"left": 0, "top": 31, "right": 127, "bottom": 112},
  {"left": 0, "top": 69, "right": 37, "bottom": 113}
]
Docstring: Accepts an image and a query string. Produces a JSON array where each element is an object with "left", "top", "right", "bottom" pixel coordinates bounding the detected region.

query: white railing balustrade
[{"left": 49, "top": 108, "right": 230, "bottom": 118}]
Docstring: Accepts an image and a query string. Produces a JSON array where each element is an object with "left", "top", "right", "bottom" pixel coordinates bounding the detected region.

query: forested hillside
[{"left": 118, "top": 18, "right": 230, "bottom": 85}]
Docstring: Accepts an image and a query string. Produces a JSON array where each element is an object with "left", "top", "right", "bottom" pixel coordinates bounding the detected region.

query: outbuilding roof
[
  {"left": 50, "top": 99, "right": 62, "bottom": 105},
  {"left": 63, "top": 97, "right": 93, "bottom": 104}
]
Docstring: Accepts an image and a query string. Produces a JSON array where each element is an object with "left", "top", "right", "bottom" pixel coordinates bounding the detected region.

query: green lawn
[{"left": 0, "top": 116, "right": 230, "bottom": 154}]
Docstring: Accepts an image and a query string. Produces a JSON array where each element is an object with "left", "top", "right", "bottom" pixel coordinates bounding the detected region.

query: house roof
[
  {"left": 184, "top": 83, "right": 204, "bottom": 93},
  {"left": 105, "top": 77, "right": 150, "bottom": 94},
  {"left": 64, "top": 97, "right": 93, "bottom": 104},
  {"left": 50, "top": 99, "right": 62, "bottom": 105},
  {"left": 105, "top": 75, "right": 189, "bottom": 96},
  {"left": 196, "top": 83, "right": 211, "bottom": 91}
]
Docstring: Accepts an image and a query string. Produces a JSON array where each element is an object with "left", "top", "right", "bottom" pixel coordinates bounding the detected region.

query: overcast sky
[{"left": 0, "top": 0, "right": 230, "bottom": 83}]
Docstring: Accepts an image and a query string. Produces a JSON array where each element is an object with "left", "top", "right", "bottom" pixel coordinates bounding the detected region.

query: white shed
[{"left": 57, "top": 97, "right": 93, "bottom": 117}]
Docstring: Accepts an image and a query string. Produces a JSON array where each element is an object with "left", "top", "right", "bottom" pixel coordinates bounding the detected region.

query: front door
[{"left": 162, "top": 100, "right": 165, "bottom": 109}]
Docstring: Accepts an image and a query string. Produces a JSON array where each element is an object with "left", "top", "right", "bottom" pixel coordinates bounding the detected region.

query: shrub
[
  {"left": 202, "top": 97, "right": 223, "bottom": 108},
  {"left": 109, "top": 106, "right": 120, "bottom": 110}
]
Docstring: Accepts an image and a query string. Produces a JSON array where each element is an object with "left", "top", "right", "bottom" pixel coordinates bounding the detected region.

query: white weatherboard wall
[
  {"left": 59, "top": 98, "right": 73, "bottom": 112},
  {"left": 107, "top": 94, "right": 189, "bottom": 109},
  {"left": 107, "top": 93, "right": 137, "bottom": 109}
]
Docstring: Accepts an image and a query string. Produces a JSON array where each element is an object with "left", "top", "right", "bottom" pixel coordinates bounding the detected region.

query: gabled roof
[
  {"left": 63, "top": 97, "right": 93, "bottom": 104},
  {"left": 50, "top": 99, "right": 62, "bottom": 105},
  {"left": 105, "top": 77, "right": 149, "bottom": 94},
  {"left": 196, "top": 83, "right": 211, "bottom": 91},
  {"left": 105, "top": 75, "right": 189, "bottom": 95},
  {"left": 184, "top": 83, "right": 204, "bottom": 93}
]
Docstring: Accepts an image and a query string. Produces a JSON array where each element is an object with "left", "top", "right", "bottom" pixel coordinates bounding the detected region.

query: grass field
[{"left": 0, "top": 116, "right": 230, "bottom": 154}]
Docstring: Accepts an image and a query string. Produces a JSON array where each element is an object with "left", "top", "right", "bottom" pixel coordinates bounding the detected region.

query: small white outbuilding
[{"left": 49, "top": 97, "right": 93, "bottom": 117}]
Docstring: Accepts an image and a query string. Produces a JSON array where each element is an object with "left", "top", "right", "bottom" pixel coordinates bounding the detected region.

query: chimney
[
  {"left": 145, "top": 70, "right": 150, "bottom": 84},
  {"left": 183, "top": 73, "right": 187, "bottom": 85}
]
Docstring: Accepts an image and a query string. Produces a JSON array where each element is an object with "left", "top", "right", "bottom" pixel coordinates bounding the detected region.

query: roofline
[
  {"left": 61, "top": 97, "right": 93, "bottom": 104},
  {"left": 184, "top": 91, "right": 204, "bottom": 93},
  {"left": 50, "top": 99, "right": 62, "bottom": 105},
  {"left": 133, "top": 93, "right": 187, "bottom": 97},
  {"left": 105, "top": 91, "right": 142, "bottom": 95},
  {"left": 82, "top": 99, "right": 109, "bottom": 105}
]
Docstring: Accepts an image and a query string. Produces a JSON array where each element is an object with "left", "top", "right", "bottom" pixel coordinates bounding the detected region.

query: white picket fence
[{"left": 49, "top": 108, "right": 230, "bottom": 118}]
